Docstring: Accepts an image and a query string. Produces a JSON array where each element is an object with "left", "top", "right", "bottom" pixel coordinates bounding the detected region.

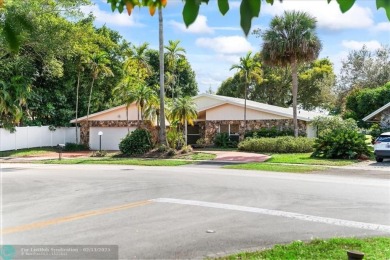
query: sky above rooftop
[{"left": 84, "top": 0, "right": 390, "bottom": 93}]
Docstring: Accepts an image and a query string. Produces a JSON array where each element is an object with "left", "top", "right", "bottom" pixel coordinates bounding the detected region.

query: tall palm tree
[
  {"left": 170, "top": 96, "right": 197, "bottom": 146},
  {"left": 164, "top": 40, "right": 186, "bottom": 100},
  {"left": 86, "top": 52, "right": 113, "bottom": 122},
  {"left": 262, "top": 11, "right": 322, "bottom": 137},
  {"left": 158, "top": 7, "right": 167, "bottom": 145},
  {"left": 230, "top": 51, "right": 262, "bottom": 134}
]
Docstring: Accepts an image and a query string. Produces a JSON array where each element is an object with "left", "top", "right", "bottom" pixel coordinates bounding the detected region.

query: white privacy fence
[{"left": 0, "top": 126, "right": 79, "bottom": 151}]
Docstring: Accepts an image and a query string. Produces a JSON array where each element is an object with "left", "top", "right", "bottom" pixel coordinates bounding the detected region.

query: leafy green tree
[
  {"left": 145, "top": 49, "right": 198, "bottom": 97},
  {"left": 170, "top": 96, "right": 197, "bottom": 145},
  {"left": 344, "top": 82, "right": 390, "bottom": 127},
  {"left": 0, "top": 78, "right": 29, "bottom": 130},
  {"left": 261, "top": 11, "right": 322, "bottom": 137},
  {"left": 230, "top": 51, "right": 262, "bottom": 132},
  {"left": 297, "top": 59, "right": 336, "bottom": 111},
  {"left": 335, "top": 45, "right": 390, "bottom": 114}
]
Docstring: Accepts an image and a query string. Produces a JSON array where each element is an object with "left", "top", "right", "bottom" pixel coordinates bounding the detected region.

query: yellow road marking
[{"left": 2, "top": 200, "right": 152, "bottom": 235}]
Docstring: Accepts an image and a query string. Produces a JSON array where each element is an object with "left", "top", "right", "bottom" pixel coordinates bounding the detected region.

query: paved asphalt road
[{"left": 1, "top": 163, "right": 389, "bottom": 259}]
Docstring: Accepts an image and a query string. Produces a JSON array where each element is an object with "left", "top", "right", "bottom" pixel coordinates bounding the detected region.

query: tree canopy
[{"left": 106, "top": 0, "right": 390, "bottom": 36}]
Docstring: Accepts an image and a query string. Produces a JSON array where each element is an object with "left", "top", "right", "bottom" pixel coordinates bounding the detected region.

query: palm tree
[
  {"left": 170, "top": 96, "right": 197, "bottom": 146},
  {"left": 143, "top": 91, "right": 160, "bottom": 126},
  {"left": 125, "top": 42, "right": 151, "bottom": 78},
  {"left": 261, "top": 11, "right": 322, "bottom": 137},
  {"left": 230, "top": 51, "right": 262, "bottom": 134},
  {"left": 164, "top": 40, "right": 186, "bottom": 100},
  {"left": 158, "top": 7, "right": 167, "bottom": 145},
  {"left": 113, "top": 78, "right": 136, "bottom": 132},
  {"left": 86, "top": 52, "right": 113, "bottom": 122},
  {"left": 133, "top": 84, "right": 157, "bottom": 123}
]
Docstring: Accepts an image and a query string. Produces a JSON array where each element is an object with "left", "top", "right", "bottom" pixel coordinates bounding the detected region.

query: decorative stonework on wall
[
  {"left": 204, "top": 119, "right": 307, "bottom": 142},
  {"left": 380, "top": 107, "right": 390, "bottom": 128},
  {"left": 80, "top": 120, "right": 156, "bottom": 146}
]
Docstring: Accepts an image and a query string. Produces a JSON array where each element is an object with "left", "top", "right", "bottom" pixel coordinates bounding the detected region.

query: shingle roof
[{"left": 194, "top": 94, "right": 326, "bottom": 122}]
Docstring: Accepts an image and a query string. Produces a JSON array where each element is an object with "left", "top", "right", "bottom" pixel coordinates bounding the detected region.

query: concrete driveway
[{"left": 1, "top": 163, "right": 389, "bottom": 259}]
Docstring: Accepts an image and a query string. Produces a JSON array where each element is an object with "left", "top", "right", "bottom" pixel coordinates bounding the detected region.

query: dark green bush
[
  {"left": 63, "top": 142, "right": 89, "bottom": 151},
  {"left": 238, "top": 136, "right": 315, "bottom": 153},
  {"left": 311, "top": 129, "right": 371, "bottom": 159},
  {"left": 244, "top": 127, "right": 299, "bottom": 138},
  {"left": 119, "top": 128, "right": 152, "bottom": 156},
  {"left": 214, "top": 133, "right": 237, "bottom": 148}
]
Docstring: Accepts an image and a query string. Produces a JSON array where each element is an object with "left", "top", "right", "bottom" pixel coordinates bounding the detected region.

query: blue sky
[{"left": 83, "top": 0, "right": 390, "bottom": 93}]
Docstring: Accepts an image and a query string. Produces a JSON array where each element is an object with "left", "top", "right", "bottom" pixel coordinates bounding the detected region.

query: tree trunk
[
  {"left": 86, "top": 77, "right": 95, "bottom": 123},
  {"left": 75, "top": 69, "right": 80, "bottom": 144},
  {"left": 291, "top": 59, "right": 299, "bottom": 138},
  {"left": 126, "top": 105, "right": 129, "bottom": 133},
  {"left": 244, "top": 72, "right": 248, "bottom": 134},
  {"left": 158, "top": 8, "right": 167, "bottom": 145},
  {"left": 184, "top": 118, "right": 187, "bottom": 146}
]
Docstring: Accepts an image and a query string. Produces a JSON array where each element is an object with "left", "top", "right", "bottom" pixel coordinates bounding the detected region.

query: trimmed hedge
[
  {"left": 64, "top": 142, "right": 89, "bottom": 151},
  {"left": 238, "top": 136, "right": 315, "bottom": 153},
  {"left": 244, "top": 127, "right": 301, "bottom": 138}
]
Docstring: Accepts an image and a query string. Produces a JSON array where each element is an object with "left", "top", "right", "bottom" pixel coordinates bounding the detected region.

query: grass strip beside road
[
  {"left": 266, "top": 153, "right": 357, "bottom": 166},
  {"left": 224, "top": 163, "right": 325, "bottom": 173},
  {"left": 41, "top": 158, "right": 191, "bottom": 166},
  {"left": 219, "top": 237, "right": 390, "bottom": 260},
  {"left": 0, "top": 147, "right": 57, "bottom": 157}
]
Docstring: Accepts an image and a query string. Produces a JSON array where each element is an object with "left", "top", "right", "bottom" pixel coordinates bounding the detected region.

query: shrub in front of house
[
  {"left": 238, "top": 136, "right": 315, "bottom": 153},
  {"left": 167, "top": 127, "right": 184, "bottom": 149},
  {"left": 244, "top": 127, "right": 300, "bottom": 138},
  {"left": 214, "top": 133, "right": 238, "bottom": 148},
  {"left": 119, "top": 128, "right": 152, "bottom": 156},
  {"left": 311, "top": 116, "right": 359, "bottom": 137},
  {"left": 63, "top": 142, "right": 89, "bottom": 151},
  {"left": 311, "top": 128, "right": 372, "bottom": 159}
]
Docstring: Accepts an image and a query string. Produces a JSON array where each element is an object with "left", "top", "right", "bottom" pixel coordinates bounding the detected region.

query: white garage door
[{"left": 90, "top": 127, "right": 135, "bottom": 151}]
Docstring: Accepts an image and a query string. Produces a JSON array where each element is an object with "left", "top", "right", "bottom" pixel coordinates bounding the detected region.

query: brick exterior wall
[{"left": 80, "top": 120, "right": 157, "bottom": 146}]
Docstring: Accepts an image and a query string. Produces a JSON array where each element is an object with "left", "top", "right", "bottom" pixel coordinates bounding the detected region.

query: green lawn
[
  {"left": 266, "top": 153, "right": 357, "bottom": 166},
  {"left": 224, "top": 163, "right": 325, "bottom": 173},
  {"left": 219, "top": 237, "right": 390, "bottom": 260},
  {"left": 0, "top": 147, "right": 57, "bottom": 157},
  {"left": 176, "top": 152, "right": 216, "bottom": 160},
  {"left": 41, "top": 158, "right": 191, "bottom": 166}
]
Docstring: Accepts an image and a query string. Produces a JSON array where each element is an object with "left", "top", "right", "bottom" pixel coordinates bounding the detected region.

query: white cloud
[
  {"left": 262, "top": 0, "right": 373, "bottom": 30},
  {"left": 229, "top": 1, "right": 241, "bottom": 9},
  {"left": 80, "top": 5, "right": 142, "bottom": 27},
  {"left": 374, "top": 22, "right": 390, "bottom": 32},
  {"left": 169, "top": 15, "right": 214, "bottom": 34},
  {"left": 195, "top": 36, "right": 253, "bottom": 54},
  {"left": 341, "top": 40, "right": 382, "bottom": 51}
]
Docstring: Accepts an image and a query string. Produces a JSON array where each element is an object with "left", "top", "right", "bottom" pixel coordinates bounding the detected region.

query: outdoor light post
[{"left": 98, "top": 131, "right": 103, "bottom": 152}]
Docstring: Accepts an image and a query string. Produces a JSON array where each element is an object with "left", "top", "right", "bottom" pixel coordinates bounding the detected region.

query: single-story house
[
  {"left": 362, "top": 102, "right": 390, "bottom": 128},
  {"left": 71, "top": 94, "right": 324, "bottom": 150}
]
